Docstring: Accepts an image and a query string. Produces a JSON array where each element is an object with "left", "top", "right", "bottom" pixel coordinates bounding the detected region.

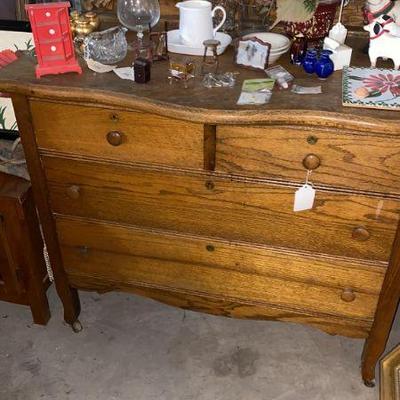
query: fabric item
[
  {"left": 272, "top": 0, "right": 317, "bottom": 27},
  {"left": 0, "top": 138, "right": 29, "bottom": 180}
]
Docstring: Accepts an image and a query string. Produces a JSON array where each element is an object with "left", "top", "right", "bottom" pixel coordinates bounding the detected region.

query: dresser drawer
[
  {"left": 216, "top": 125, "right": 400, "bottom": 195},
  {"left": 56, "top": 216, "right": 383, "bottom": 323},
  {"left": 36, "top": 25, "right": 63, "bottom": 41},
  {"left": 39, "top": 41, "right": 65, "bottom": 58},
  {"left": 44, "top": 156, "right": 400, "bottom": 261},
  {"left": 30, "top": 101, "right": 204, "bottom": 169}
]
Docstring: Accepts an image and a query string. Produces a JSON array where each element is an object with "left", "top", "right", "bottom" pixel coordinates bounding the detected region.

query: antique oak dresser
[{"left": 1, "top": 36, "right": 400, "bottom": 386}]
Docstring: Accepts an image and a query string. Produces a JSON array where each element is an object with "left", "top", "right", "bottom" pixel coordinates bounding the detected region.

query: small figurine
[
  {"left": 364, "top": 21, "right": 400, "bottom": 69},
  {"left": 365, "top": 0, "right": 400, "bottom": 23}
]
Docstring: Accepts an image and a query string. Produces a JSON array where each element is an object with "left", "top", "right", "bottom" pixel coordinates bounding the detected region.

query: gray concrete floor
[{"left": 1, "top": 287, "right": 399, "bottom": 400}]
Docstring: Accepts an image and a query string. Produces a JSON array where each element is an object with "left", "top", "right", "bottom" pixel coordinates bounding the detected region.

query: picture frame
[
  {"left": 0, "top": 29, "right": 34, "bottom": 136},
  {"left": 235, "top": 37, "right": 271, "bottom": 70},
  {"left": 381, "top": 344, "right": 400, "bottom": 400}
]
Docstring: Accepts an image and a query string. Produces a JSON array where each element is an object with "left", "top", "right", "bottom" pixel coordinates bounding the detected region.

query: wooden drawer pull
[
  {"left": 66, "top": 185, "right": 80, "bottom": 200},
  {"left": 341, "top": 288, "right": 356, "bottom": 303},
  {"left": 106, "top": 131, "right": 123, "bottom": 146},
  {"left": 352, "top": 226, "right": 370, "bottom": 242},
  {"left": 302, "top": 154, "right": 321, "bottom": 170}
]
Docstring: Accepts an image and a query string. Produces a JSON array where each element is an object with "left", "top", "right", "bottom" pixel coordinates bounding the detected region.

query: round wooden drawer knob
[
  {"left": 106, "top": 131, "right": 123, "bottom": 146},
  {"left": 352, "top": 226, "right": 370, "bottom": 241},
  {"left": 302, "top": 154, "right": 321, "bottom": 170},
  {"left": 66, "top": 185, "right": 80, "bottom": 200},
  {"left": 341, "top": 288, "right": 356, "bottom": 303}
]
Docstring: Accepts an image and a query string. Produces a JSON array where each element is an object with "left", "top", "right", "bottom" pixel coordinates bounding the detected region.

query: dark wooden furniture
[
  {"left": 0, "top": 172, "right": 50, "bottom": 324},
  {"left": 1, "top": 35, "right": 399, "bottom": 385}
]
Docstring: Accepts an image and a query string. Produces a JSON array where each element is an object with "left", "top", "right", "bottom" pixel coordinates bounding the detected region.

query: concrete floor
[{"left": 1, "top": 288, "right": 399, "bottom": 400}]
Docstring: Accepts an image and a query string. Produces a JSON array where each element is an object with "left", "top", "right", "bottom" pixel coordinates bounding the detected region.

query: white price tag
[{"left": 294, "top": 184, "right": 316, "bottom": 212}]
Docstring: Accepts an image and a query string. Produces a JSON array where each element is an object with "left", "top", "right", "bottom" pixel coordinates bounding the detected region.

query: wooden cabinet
[
  {"left": 2, "top": 40, "right": 400, "bottom": 386},
  {"left": 0, "top": 172, "right": 50, "bottom": 324}
]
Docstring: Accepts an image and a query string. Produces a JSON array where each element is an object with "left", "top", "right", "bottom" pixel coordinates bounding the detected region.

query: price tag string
[{"left": 305, "top": 169, "right": 313, "bottom": 186}]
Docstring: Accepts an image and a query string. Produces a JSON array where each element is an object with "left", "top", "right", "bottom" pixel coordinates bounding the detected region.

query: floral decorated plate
[{"left": 343, "top": 66, "right": 400, "bottom": 111}]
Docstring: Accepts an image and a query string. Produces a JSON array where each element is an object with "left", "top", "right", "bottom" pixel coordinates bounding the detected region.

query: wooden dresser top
[{"left": 1, "top": 36, "right": 400, "bottom": 129}]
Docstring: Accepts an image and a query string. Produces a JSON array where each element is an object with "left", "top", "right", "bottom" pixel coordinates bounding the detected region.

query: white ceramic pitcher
[{"left": 176, "top": 0, "right": 226, "bottom": 48}]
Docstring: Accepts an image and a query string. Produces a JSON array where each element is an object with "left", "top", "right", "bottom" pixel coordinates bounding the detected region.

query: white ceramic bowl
[
  {"left": 242, "top": 32, "right": 290, "bottom": 64},
  {"left": 268, "top": 49, "right": 288, "bottom": 65},
  {"left": 243, "top": 32, "right": 291, "bottom": 53}
]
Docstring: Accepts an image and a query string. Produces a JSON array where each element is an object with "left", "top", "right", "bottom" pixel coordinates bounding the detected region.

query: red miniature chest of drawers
[{"left": 26, "top": 2, "right": 82, "bottom": 78}]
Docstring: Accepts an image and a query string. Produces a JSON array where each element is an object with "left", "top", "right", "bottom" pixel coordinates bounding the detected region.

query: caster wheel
[
  {"left": 363, "top": 379, "right": 376, "bottom": 388},
  {"left": 72, "top": 320, "right": 83, "bottom": 333}
]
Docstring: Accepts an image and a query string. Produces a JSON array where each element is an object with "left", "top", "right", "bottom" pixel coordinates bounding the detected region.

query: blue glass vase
[
  {"left": 302, "top": 49, "right": 317, "bottom": 74},
  {"left": 315, "top": 50, "right": 334, "bottom": 79}
]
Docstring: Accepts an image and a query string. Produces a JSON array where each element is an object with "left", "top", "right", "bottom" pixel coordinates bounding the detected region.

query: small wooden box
[{"left": 0, "top": 172, "right": 50, "bottom": 325}]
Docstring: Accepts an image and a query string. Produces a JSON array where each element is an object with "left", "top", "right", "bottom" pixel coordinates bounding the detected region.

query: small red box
[{"left": 26, "top": 2, "right": 82, "bottom": 78}]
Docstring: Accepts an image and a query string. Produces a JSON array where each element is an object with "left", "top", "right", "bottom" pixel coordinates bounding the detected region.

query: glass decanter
[{"left": 117, "top": 0, "right": 160, "bottom": 41}]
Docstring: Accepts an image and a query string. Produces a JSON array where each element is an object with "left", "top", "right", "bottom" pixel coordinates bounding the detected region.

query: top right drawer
[{"left": 216, "top": 125, "right": 400, "bottom": 195}]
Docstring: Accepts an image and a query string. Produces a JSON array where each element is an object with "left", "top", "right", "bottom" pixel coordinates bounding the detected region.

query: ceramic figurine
[
  {"left": 364, "top": 21, "right": 400, "bottom": 69},
  {"left": 365, "top": 0, "right": 400, "bottom": 23},
  {"left": 377, "top": 14, "right": 400, "bottom": 36}
]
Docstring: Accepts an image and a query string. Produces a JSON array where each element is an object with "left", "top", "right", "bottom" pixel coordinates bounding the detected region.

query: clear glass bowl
[{"left": 83, "top": 26, "right": 128, "bottom": 65}]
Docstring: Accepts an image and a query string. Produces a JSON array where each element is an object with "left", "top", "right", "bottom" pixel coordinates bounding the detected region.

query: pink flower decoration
[{"left": 363, "top": 73, "right": 400, "bottom": 97}]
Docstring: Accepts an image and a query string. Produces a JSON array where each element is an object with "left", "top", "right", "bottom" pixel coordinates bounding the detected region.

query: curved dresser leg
[
  {"left": 11, "top": 94, "right": 81, "bottom": 328},
  {"left": 361, "top": 224, "right": 400, "bottom": 386}
]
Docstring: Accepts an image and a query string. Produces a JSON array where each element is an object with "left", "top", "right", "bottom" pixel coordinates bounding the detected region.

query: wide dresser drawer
[
  {"left": 44, "top": 156, "right": 400, "bottom": 261},
  {"left": 56, "top": 216, "right": 384, "bottom": 326},
  {"left": 30, "top": 100, "right": 204, "bottom": 169},
  {"left": 216, "top": 125, "right": 400, "bottom": 195}
]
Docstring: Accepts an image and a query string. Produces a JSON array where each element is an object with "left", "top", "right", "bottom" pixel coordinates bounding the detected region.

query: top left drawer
[{"left": 30, "top": 100, "right": 204, "bottom": 169}]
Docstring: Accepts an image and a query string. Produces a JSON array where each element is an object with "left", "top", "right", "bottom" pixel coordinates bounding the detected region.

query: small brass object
[
  {"left": 74, "top": 15, "right": 96, "bottom": 38},
  {"left": 70, "top": 10, "right": 80, "bottom": 35},
  {"left": 205, "top": 180, "right": 215, "bottom": 190},
  {"left": 307, "top": 135, "right": 318, "bottom": 145},
  {"left": 85, "top": 11, "right": 100, "bottom": 30}
]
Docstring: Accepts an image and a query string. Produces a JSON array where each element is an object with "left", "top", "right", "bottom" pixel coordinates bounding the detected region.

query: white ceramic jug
[{"left": 176, "top": 0, "right": 226, "bottom": 48}]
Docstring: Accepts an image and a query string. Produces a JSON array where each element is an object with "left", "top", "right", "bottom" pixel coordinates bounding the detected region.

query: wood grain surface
[
  {"left": 43, "top": 155, "right": 400, "bottom": 261},
  {"left": 0, "top": 172, "right": 50, "bottom": 325},
  {"left": 12, "top": 94, "right": 81, "bottom": 325},
  {"left": 0, "top": 38, "right": 399, "bottom": 129},
  {"left": 56, "top": 216, "right": 381, "bottom": 323},
  {"left": 69, "top": 274, "right": 371, "bottom": 338},
  {"left": 31, "top": 100, "right": 204, "bottom": 169},
  {"left": 217, "top": 125, "right": 400, "bottom": 195}
]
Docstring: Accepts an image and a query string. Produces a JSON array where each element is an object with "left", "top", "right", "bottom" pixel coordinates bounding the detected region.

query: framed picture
[
  {"left": 343, "top": 66, "right": 400, "bottom": 111},
  {"left": 381, "top": 344, "right": 400, "bottom": 400},
  {"left": 0, "top": 29, "right": 34, "bottom": 135},
  {"left": 235, "top": 37, "right": 271, "bottom": 70}
]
